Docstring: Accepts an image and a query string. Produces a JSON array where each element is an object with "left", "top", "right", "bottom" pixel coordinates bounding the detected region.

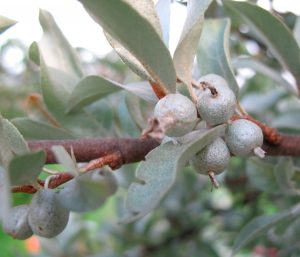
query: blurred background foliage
[{"left": 0, "top": 0, "right": 300, "bottom": 257}]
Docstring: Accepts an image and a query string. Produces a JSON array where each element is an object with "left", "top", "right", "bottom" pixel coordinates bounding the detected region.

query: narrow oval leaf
[
  {"left": 36, "top": 15, "right": 104, "bottom": 137},
  {"left": 0, "top": 115, "right": 14, "bottom": 168},
  {"left": 3, "top": 119, "right": 29, "bottom": 156},
  {"left": 197, "top": 18, "right": 239, "bottom": 95},
  {"left": 121, "top": 124, "right": 226, "bottom": 223},
  {"left": 105, "top": 33, "right": 152, "bottom": 81},
  {"left": 294, "top": 16, "right": 300, "bottom": 47},
  {"left": 233, "top": 57, "right": 298, "bottom": 95},
  {"left": 79, "top": 0, "right": 176, "bottom": 94},
  {"left": 28, "top": 41, "right": 40, "bottom": 66},
  {"left": 0, "top": 166, "right": 11, "bottom": 222},
  {"left": 155, "top": 0, "right": 171, "bottom": 46},
  {"left": 223, "top": 0, "right": 300, "bottom": 91},
  {"left": 58, "top": 169, "right": 117, "bottom": 212},
  {"left": 0, "top": 15, "right": 16, "bottom": 34},
  {"left": 124, "top": 81, "right": 159, "bottom": 104},
  {"left": 11, "top": 118, "right": 76, "bottom": 140},
  {"left": 125, "top": 94, "right": 148, "bottom": 130},
  {"left": 104, "top": 0, "right": 162, "bottom": 81},
  {"left": 67, "top": 77, "right": 158, "bottom": 112},
  {"left": 51, "top": 145, "right": 78, "bottom": 174},
  {"left": 126, "top": 0, "right": 162, "bottom": 37},
  {"left": 9, "top": 151, "right": 45, "bottom": 186},
  {"left": 232, "top": 207, "right": 299, "bottom": 256},
  {"left": 40, "top": 58, "right": 104, "bottom": 137},
  {"left": 67, "top": 75, "right": 123, "bottom": 113},
  {"left": 173, "top": 0, "right": 213, "bottom": 86},
  {"left": 39, "top": 9, "right": 83, "bottom": 79}
]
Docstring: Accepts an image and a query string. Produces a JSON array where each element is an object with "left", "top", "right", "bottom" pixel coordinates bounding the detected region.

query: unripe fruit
[
  {"left": 195, "top": 74, "right": 236, "bottom": 126},
  {"left": 154, "top": 93, "right": 198, "bottom": 137},
  {"left": 225, "top": 119, "right": 264, "bottom": 157},
  {"left": 191, "top": 137, "right": 230, "bottom": 175},
  {"left": 3, "top": 205, "right": 33, "bottom": 240},
  {"left": 28, "top": 189, "right": 70, "bottom": 238},
  {"left": 58, "top": 169, "right": 118, "bottom": 212}
]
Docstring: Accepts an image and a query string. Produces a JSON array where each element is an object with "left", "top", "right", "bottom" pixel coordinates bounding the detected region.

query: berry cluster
[
  {"left": 3, "top": 169, "right": 117, "bottom": 239},
  {"left": 154, "top": 74, "right": 265, "bottom": 186},
  {"left": 3, "top": 189, "right": 69, "bottom": 239}
]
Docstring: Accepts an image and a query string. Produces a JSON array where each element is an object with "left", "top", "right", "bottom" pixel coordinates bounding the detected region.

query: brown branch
[
  {"left": 262, "top": 135, "right": 300, "bottom": 156},
  {"left": 28, "top": 138, "right": 160, "bottom": 164},
  {"left": 12, "top": 133, "right": 300, "bottom": 194},
  {"left": 11, "top": 173, "right": 74, "bottom": 194},
  {"left": 27, "top": 134, "right": 300, "bottom": 166}
]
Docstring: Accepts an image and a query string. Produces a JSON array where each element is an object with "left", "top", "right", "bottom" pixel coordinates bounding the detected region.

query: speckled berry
[
  {"left": 3, "top": 205, "right": 33, "bottom": 240},
  {"left": 195, "top": 74, "right": 236, "bottom": 126},
  {"left": 154, "top": 93, "right": 198, "bottom": 137},
  {"left": 28, "top": 189, "right": 70, "bottom": 238},
  {"left": 190, "top": 137, "right": 230, "bottom": 175},
  {"left": 225, "top": 119, "right": 264, "bottom": 157}
]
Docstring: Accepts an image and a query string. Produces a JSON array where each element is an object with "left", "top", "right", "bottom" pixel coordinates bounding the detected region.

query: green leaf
[
  {"left": 0, "top": 115, "right": 29, "bottom": 169},
  {"left": 0, "top": 115, "right": 14, "bottom": 168},
  {"left": 105, "top": 33, "right": 151, "bottom": 81},
  {"left": 0, "top": 16, "right": 16, "bottom": 34},
  {"left": 39, "top": 59, "right": 104, "bottom": 137},
  {"left": 104, "top": 0, "right": 162, "bottom": 81},
  {"left": 0, "top": 166, "right": 11, "bottom": 222},
  {"left": 28, "top": 41, "right": 40, "bottom": 66},
  {"left": 9, "top": 151, "right": 45, "bottom": 186},
  {"left": 223, "top": 0, "right": 300, "bottom": 91},
  {"left": 246, "top": 158, "right": 279, "bottom": 193},
  {"left": 67, "top": 75, "right": 123, "bottom": 113},
  {"left": 2, "top": 119, "right": 29, "bottom": 156},
  {"left": 125, "top": 94, "right": 148, "bottom": 130},
  {"left": 241, "top": 90, "right": 286, "bottom": 115},
  {"left": 231, "top": 205, "right": 300, "bottom": 256},
  {"left": 51, "top": 145, "right": 78, "bottom": 174},
  {"left": 294, "top": 16, "right": 300, "bottom": 47},
  {"left": 58, "top": 169, "right": 117, "bottom": 212},
  {"left": 124, "top": 81, "right": 158, "bottom": 103},
  {"left": 67, "top": 77, "right": 158, "bottom": 112},
  {"left": 233, "top": 57, "right": 298, "bottom": 95},
  {"left": 173, "top": 0, "right": 212, "bottom": 87},
  {"left": 38, "top": 9, "right": 83, "bottom": 79},
  {"left": 80, "top": 0, "right": 176, "bottom": 94},
  {"left": 155, "top": 0, "right": 171, "bottom": 46},
  {"left": 271, "top": 111, "right": 300, "bottom": 130},
  {"left": 122, "top": 124, "right": 226, "bottom": 223},
  {"left": 197, "top": 18, "right": 239, "bottom": 96},
  {"left": 11, "top": 118, "right": 76, "bottom": 140},
  {"left": 36, "top": 11, "right": 104, "bottom": 137},
  {"left": 274, "top": 157, "right": 300, "bottom": 196}
]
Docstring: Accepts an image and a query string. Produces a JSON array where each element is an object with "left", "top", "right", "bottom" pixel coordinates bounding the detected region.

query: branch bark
[
  {"left": 27, "top": 134, "right": 300, "bottom": 165},
  {"left": 10, "top": 134, "right": 299, "bottom": 194},
  {"left": 28, "top": 138, "right": 160, "bottom": 164}
]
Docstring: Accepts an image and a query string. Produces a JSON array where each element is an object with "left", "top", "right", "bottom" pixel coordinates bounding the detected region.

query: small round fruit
[
  {"left": 190, "top": 137, "right": 230, "bottom": 175},
  {"left": 58, "top": 169, "right": 118, "bottom": 212},
  {"left": 28, "top": 189, "right": 70, "bottom": 238},
  {"left": 196, "top": 74, "right": 236, "bottom": 126},
  {"left": 225, "top": 119, "right": 264, "bottom": 156},
  {"left": 3, "top": 205, "right": 33, "bottom": 240},
  {"left": 154, "top": 93, "right": 198, "bottom": 137}
]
